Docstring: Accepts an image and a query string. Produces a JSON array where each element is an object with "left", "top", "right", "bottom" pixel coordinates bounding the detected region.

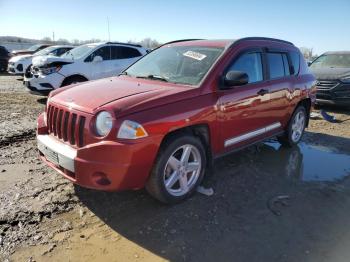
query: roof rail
[
  {"left": 233, "top": 37, "right": 294, "bottom": 46},
  {"left": 161, "top": 39, "right": 204, "bottom": 46},
  {"left": 106, "top": 42, "right": 142, "bottom": 48}
]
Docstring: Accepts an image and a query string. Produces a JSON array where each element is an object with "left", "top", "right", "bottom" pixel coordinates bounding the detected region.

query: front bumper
[
  {"left": 8, "top": 62, "right": 23, "bottom": 74},
  {"left": 24, "top": 80, "right": 53, "bottom": 96},
  {"left": 24, "top": 72, "right": 64, "bottom": 92},
  {"left": 316, "top": 80, "right": 350, "bottom": 106},
  {"left": 36, "top": 110, "right": 160, "bottom": 191},
  {"left": 38, "top": 135, "right": 76, "bottom": 172}
]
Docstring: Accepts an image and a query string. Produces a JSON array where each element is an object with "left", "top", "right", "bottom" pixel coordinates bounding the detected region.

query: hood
[
  {"left": 311, "top": 67, "right": 350, "bottom": 80},
  {"left": 11, "top": 50, "right": 34, "bottom": 55},
  {"left": 9, "top": 54, "right": 32, "bottom": 63},
  {"left": 32, "top": 56, "right": 73, "bottom": 67},
  {"left": 50, "top": 76, "right": 196, "bottom": 114}
]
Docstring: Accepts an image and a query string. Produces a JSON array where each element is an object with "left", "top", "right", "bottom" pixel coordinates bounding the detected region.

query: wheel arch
[
  {"left": 159, "top": 124, "right": 213, "bottom": 167},
  {"left": 296, "top": 98, "right": 311, "bottom": 127},
  {"left": 61, "top": 74, "right": 89, "bottom": 87}
]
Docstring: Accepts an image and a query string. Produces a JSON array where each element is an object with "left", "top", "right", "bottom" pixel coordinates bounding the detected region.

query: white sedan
[{"left": 8, "top": 45, "right": 74, "bottom": 76}]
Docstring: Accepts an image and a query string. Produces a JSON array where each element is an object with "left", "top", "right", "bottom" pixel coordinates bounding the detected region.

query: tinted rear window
[
  {"left": 111, "top": 46, "right": 142, "bottom": 59},
  {"left": 267, "top": 53, "right": 285, "bottom": 79}
]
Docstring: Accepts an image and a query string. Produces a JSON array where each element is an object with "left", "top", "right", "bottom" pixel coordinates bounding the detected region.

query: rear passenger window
[
  {"left": 86, "top": 46, "right": 111, "bottom": 62},
  {"left": 111, "top": 46, "right": 142, "bottom": 60},
  {"left": 228, "top": 52, "right": 263, "bottom": 83},
  {"left": 289, "top": 51, "right": 300, "bottom": 75},
  {"left": 56, "top": 48, "right": 68, "bottom": 56},
  {"left": 267, "top": 53, "right": 286, "bottom": 79}
]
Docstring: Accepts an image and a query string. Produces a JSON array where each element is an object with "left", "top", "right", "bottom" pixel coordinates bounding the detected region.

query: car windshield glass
[
  {"left": 61, "top": 45, "right": 96, "bottom": 60},
  {"left": 125, "top": 45, "right": 224, "bottom": 86},
  {"left": 33, "top": 46, "right": 57, "bottom": 56},
  {"left": 311, "top": 54, "right": 350, "bottom": 68},
  {"left": 28, "top": 44, "right": 42, "bottom": 51}
]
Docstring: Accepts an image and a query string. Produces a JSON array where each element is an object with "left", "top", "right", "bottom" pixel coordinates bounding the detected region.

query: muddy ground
[{"left": 1, "top": 73, "right": 350, "bottom": 262}]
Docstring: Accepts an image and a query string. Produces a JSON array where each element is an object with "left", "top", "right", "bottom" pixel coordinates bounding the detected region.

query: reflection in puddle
[{"left": 262, "top": 142, "right": 350, "bottom": 182}]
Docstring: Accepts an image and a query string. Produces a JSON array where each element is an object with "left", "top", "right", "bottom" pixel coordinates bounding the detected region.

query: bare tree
[
  {"left": 56, "top": 38, "right": 69, "bottom": 45},
  {"left": 299, "top": 47, "right": 315, "bottom": 60},
  {"left": 41, "top": 37, "right": 52, "bottom": 44},
  {"left": 127, "top": 38, "right": 161, "bottom": 49}
]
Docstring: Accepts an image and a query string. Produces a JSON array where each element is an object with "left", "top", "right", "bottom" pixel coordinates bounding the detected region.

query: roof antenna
[{"left": 107, "top": 17, "right": 110, "bottom": 42}]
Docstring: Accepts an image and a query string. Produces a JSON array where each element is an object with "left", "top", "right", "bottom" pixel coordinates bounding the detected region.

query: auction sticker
[{"left": 183, "top": 51, "right": 207, "bottom": 61}]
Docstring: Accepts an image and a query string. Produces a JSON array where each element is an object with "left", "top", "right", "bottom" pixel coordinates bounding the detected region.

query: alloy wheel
[
  {"left": 291, "top": 111, "right": 305, "bottom": 142},
  {"left": 163, "top": 144, "right": 202, "bottom": 196}
]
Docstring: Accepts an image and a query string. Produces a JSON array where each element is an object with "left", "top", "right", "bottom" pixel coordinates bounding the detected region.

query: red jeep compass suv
[{"left": 37, "top": 37, "right": 316, "bottom": 203}]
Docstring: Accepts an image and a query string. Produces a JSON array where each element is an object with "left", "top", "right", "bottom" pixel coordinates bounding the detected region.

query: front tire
[
  {"left": 278, "top": 106, "right": 307, "bottom": 147},
  {"left": 24, "top": 64, "right": 32, "bottom": 78},
  {"left": 146, "top": 135, "right": 207, "bottom": 204}
]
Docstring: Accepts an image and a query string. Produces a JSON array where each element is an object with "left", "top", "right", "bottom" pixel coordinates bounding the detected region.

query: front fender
[{"left": 37, "top": 112, "right": 48, "bottom": 135}]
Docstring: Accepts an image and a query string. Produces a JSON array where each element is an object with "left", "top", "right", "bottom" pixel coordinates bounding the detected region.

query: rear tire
[
  {"left": 146, "top": 135, "right": 206, "bottom": 204},
  {"left": 278, "top": 106, "right": 307, "bottom": 147},
  {"left": 61, "top": 75, "right": 87, "bottom": 87}
]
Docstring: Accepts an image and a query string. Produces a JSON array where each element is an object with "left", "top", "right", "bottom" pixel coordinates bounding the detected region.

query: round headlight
[{"left": 95, "top": 111, "right": 113, "bottom": 136}]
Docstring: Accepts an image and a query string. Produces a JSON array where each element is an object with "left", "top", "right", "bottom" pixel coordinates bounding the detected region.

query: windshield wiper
[
  {"left": 136, "top": 74, "right": 168, "bottom": 82},
  {"left": 118, "top": 71, "right": 128, "bottom": 76}
]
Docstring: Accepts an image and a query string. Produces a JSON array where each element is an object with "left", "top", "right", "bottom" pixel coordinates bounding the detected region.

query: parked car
[
  {"left": 0, "top": 46, "right": 11, "bottom": 72},
  {"left": 24, "top": 42, "right": 148, "bottom": 95},
  {"left": 309, "top": 51, "right": 350, "bottom": 107},
  {"left": 8, "top": 45, "right": 74, "bottom": 76},
  {"left": 11, "top": 44, "right": 51, "bottom": 56},
  {"left": 36, "top": 37, "right": 316, "bottom": 203}
]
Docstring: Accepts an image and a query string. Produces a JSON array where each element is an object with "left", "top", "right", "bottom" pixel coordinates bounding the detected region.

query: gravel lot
[{"left": 1, "top": 73, "right": 350, "bottom": 262}]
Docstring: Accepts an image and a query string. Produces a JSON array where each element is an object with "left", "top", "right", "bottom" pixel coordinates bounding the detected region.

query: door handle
[{"left": 257, "top": 89, "right": 269, "bottom": 96}]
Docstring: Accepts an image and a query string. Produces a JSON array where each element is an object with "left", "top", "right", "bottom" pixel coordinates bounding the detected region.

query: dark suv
[
  {"left": 37, "top": 37, "right": 316, "bottom": 203},
  {"left": 0, "top": 46, "right": 11, "bottom": 72},
  {"left": 310, "top": 51, "right": 350, "bottom": 107}
]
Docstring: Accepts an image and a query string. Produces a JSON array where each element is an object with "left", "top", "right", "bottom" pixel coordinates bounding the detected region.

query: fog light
[{"left": 92, "top": 172, "right": 111, "bottom": 186}]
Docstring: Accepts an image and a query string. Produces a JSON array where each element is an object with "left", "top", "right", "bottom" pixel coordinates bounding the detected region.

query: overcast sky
[{"left": 1, "top": 0, "right": 349, "bottom": 55}]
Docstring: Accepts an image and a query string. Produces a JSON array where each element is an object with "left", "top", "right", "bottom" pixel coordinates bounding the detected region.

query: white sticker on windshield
[{"left": 183, "top": 51, "right": 207, "bottom": 61}]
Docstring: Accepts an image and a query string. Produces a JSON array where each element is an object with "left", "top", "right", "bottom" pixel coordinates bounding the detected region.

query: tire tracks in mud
[
  {"left": 0, "top": 129, "right": 36, "bottom": 147},
  {"left": 0, "top": 134, "right": 81, "bottom": 258}
]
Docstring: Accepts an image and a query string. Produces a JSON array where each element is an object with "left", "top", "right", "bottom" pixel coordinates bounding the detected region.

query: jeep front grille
[{"left": 47, "top": 104, "right": 86, "bottom": 147}]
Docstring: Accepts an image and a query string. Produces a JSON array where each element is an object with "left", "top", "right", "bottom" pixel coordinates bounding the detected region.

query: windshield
[
  {"left": 28, "top": 44, "right": 42, "bottom": 51},
  {"left": 61, "top": 44, "right": 96, "bottom": 60},
  {"left": 125, "top": 45, "right": 224, "bottom": 85},
  {"left": 33, "top": 46, "right": 57, "bottom": 56},
  {"left": 311, "top": 54, "right": 350, "bottom": 68}
]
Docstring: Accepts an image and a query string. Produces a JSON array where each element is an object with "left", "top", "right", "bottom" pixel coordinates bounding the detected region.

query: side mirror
[
  {"left": 223, "top": 70, "right": 249, "bottom": 87},
  {"left": 93, "top": 55, "right": 103, "bottom": 63}
]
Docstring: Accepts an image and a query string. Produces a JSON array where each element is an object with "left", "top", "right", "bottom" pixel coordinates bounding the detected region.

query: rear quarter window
[{"left": 289, "top": 51, "right": 300, "bottom": 75}]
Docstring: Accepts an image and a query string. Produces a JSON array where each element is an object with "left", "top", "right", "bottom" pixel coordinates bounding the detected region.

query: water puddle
[{"left": 262, "top": 142, "right": 350, "bottom": 182}]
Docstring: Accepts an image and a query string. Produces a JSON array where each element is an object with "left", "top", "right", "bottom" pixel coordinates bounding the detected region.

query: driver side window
[
  {"left": 228, "top": 52, "right": 263, "bottom": 83},
  {"left": 85, "top": 46, "right": 111, "bottom": 62}
]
